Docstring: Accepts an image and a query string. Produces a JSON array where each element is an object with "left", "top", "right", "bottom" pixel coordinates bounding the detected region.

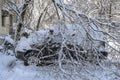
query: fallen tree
[{"left": 15, "top": 24, "right": 108, "bottom": 66}]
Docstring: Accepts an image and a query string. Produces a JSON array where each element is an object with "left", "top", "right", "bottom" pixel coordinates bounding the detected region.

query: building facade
[
  {"left": 0, "top": 0, "right": 14, "bottom": 35},
  {"left": 0, "top": 0, "right": 21, "bottom": 35}
]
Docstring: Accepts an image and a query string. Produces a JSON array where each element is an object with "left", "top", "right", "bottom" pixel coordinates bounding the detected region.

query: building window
[
  {"left": 2, "top": 10, "right": 9, "bottom": 27},
  {"left": 2, "top": 16, "right": 5, "bottom": 27},
  {"left": 10, "top": 15, "right": 13, "bottom": 26}
]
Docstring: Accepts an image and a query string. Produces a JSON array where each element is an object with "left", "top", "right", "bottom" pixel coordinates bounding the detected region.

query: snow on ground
[{"left": 0, "top": 53, "right": 120, "bottom": 80}]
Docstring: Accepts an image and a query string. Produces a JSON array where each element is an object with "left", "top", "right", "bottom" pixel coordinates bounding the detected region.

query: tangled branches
[{"left": 16, "top": 24, "right": 108, "bottom": 68}]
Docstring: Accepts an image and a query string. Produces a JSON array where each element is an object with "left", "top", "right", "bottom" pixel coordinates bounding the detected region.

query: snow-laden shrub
[
  {"left": 0, "top": 35, "right": 15, "bottom": 55},
  {"left": 15, "top": 24, "right": 108, "bottom": 66}
]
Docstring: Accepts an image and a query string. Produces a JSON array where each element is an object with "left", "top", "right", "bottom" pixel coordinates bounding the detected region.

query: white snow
[
  {"left": 0, "top": 46, "right": 3, "bottom": 50},
  {"left": 15, "top": 37, "right": 32, "bottom": 52},
  {"left": 0, "top": 53, "right": 120, "bottom": 80},
  {"left": 4, "top": 35, "right": 15, "bottom": 45},
  {"left": 15, "top": 30, "right": 48, "bottom": 52},
  {"left": 108, "top": 41, "right": 120, "bottom": 51}
]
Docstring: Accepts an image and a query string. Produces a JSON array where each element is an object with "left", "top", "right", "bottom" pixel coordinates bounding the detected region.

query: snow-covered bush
[
  {"left": 0, "top": 35, "right": 15, "bottom": 55},
  {"left": 15, "top": 24, "right": 108, "bottom": 66}
]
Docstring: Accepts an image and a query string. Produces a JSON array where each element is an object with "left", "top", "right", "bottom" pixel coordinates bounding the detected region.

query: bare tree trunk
[{"left": 16, "top": 0, "right": 31, "bottom": 40}]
